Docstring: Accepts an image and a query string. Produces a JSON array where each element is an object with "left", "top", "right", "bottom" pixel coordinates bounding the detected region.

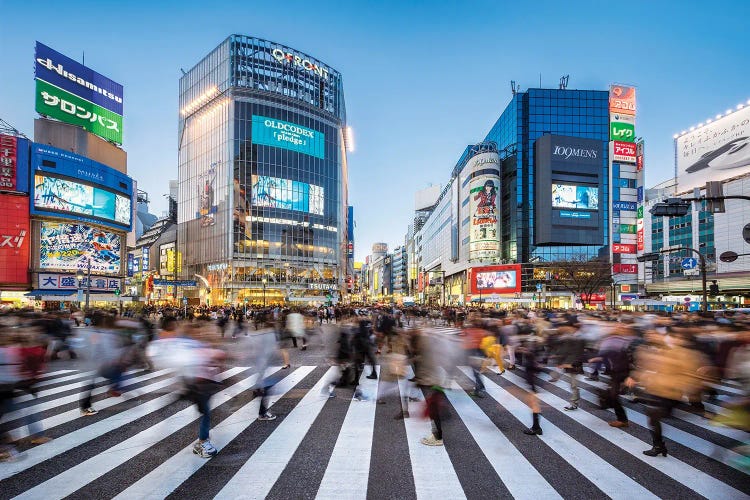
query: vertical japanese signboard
[
  {"left": 34, "top": 42, "right": 123, "bottom": 144},
  {"left": 468, "top": 152, "right": 501, "bottom": 261},
  {"left": 0, "top": 194, "right": 30, "bottom": 287}
]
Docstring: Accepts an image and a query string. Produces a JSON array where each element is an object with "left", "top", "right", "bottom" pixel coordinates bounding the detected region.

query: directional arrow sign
[{"left": 681, "top": 257, "right": 698, "bottom": 270}]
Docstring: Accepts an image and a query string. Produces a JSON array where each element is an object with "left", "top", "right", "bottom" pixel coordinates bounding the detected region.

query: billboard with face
[
  {"left": 251, "top": 175, "right": 324, "bottom": 215},
  {"left": 676, "top": 105, "right": 750, "bottom": 192},
  {"left": 469, "top": 264, "right": 522, "bottom": 295},
  {"left": 39, "top": 222, "right": 122, "bottom": 274},
  {"left": 467, "top": 151, "right": 501, "bottom": 261},
  {"left": 552, "top": 184, "right": 599, "bottom": 210}
]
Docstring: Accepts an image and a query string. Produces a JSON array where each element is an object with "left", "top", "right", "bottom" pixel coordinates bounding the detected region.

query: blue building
[{"left": 484, "top": 88, "right": 610, "bottom": 266}]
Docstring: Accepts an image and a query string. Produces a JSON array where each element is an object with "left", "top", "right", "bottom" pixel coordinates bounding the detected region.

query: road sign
[
  {"left": 681, "top": 257, "right": 698, "bottom": 270},
  {"left": 683, "top": 268, "right": 700, "bottom": 276},
  {"left": 720, "top": 251, "right": 739, "bottom": 263}
]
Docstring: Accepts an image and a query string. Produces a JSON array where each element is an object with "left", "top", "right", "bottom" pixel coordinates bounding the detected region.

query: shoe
[
  {"left": 643, "top": 445, "right": 668, "bottom": 457},
  {"left": 300, "top": 345, "right": 307, "bottom": 351},
  {"left": 470, "top": 390, "right": 485, "bottom": 398},
  {"left": 352, "top": 394, "right": 367, "bottom": 402},
  {"left": 107, "top": 389, "right": 122, "bottom": 397},
  {"left": 193, "top": 440, "right": 218, "bottom": 458},
  {"left": 408, "top": 396, "right": 420, "bottom": 402},
  {"left": 394, "top": 411, "right": 410, "bottom": 420},
  {"left": 29, "top": 436, "right": 53, "bottom": 445},
  {"left": 81, "top": 407, "right": 98, "bottom": 416},
  {"left": 281, "top": 364, "right": 290, "bottom": 369},
  {"left": 549, "top": 372, "right": 561, "bottom": 382},
  {"left": 608, "top": 420, "right": 629, "bottom": 428},
  {"left": 377, "top": 399, "right": 387, "bottom": 404},
  {"left": 258, "top": 412, "right": 277, "bottom": 421},
  {"left": 408, "top": 377, "right": 417, "bottom": 382},
  {"left": 585, "top": 375, "right": 599, "bottom": 381},
  {"left": 366, "top": 373, "right": 378, "bottom": 380},
  {"left": 524, "top": 427, "right": 543, "bottom": 435},
  {"left": 420, "top": 435, "right": 444, "bottom": 446},
  {"left": 508, "top": 365, "right": 516, "bottom": 370},
  {"left": 564, "top": 405, "right": 578, "bottom": 411}
]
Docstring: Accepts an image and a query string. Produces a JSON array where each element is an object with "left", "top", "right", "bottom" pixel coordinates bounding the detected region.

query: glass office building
[
  {"left": 484, "top": 88, "right": 610, "bottom": 274},
  {"left": 177, "top": 35, "right": 348, "bottom": 305}
]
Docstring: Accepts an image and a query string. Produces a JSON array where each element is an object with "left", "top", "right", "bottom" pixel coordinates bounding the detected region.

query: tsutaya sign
[{"left": 271, "top": 48, "right": 329, "bottom": 79}]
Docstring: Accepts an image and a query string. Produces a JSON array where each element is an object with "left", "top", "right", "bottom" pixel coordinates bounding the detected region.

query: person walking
[{"left": 592, "top": 325, "right": 637, "bottom": 428}]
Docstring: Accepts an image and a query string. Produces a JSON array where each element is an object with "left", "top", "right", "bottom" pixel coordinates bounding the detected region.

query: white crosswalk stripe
[{"left": 0, "top": 365, "right": 747, "bottom": 499}]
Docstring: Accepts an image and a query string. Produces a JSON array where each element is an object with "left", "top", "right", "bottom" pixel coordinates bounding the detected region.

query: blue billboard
[
  {"left": 35, "top": 42, "right": 123, "bottom": 115},
  {"left": 612, "top": 200, "right": 637, "bottom": 211},
  {"left": 251, "top": 115, "right": 325, "bottom": 159},
  {"left": 251, "top": 175, "right": 324, "bottom": 215},
  {"left": 31, "top": 144, "right": 133, "bottom": 230}
]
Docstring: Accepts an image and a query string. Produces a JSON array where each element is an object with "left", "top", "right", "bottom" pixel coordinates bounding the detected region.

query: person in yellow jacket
[{"left": 626, "top": 332, "right": 708, "bottom": 457}]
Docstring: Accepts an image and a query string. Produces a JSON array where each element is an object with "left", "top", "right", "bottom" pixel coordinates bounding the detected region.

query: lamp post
[
  {"left": 262, "top": 277, "right": 267, "bottom": 307},
  {"left": 76, "top": 268, "right": 84, "bottom": 310},
  {"left": 78, "top": 259, "right": 92, "bottom": 310}
]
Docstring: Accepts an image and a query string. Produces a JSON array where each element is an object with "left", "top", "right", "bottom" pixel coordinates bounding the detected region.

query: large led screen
[
  {"left": 251, "top": 115, "right": 325, "bottom": 159},
  {"left": 39, "top": 222, "right": 122, "bottom": 274},
  {"left": 552, "top": 184, "right": 599, "bottom": 210},
  {"left": 251, "top": 175, "right": 324, "bottom": 215},
  {"left": 476, "top": 270, "right": 517, "bottom": 290},
  {"left": 34, "top": 175, "right": 131, "bottom": 227}
]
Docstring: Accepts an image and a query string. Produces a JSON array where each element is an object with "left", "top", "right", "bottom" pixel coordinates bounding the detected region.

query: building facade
[
  {"left": 178, "top": 35, "right": 349, "bottom": 306},
  {"left": 414, "top": 86, "right": 625, "bottom": 307}
]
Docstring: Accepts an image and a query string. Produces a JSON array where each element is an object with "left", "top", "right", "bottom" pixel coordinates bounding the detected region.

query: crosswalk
[{"left": 1, "top": 363, "right": 748, "bottom": 499}]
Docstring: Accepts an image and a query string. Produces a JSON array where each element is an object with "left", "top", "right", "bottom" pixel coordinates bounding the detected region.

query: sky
[{"left": 2, "top": 0, "right": 749, "bottom": 262}]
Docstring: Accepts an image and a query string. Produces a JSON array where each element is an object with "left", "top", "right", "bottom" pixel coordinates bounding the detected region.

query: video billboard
[
  {"left": 469, "top": 264, "right": 522, "bottom": 295},
  {"left": 251, "top": 115, "right": 325, "bottom": 159},
  {"left": 551, "top": 184, "right": 599, "bottom": 210},
  {"left": 39, "top": 222, "right": 122, "bottom": 274},
  {"left": 34, "top": 42, "right": 123, "bottom": 145},
  {"left": 676, "top": 105, "right": 750, "bottom": 192},
  {"left": 534, "top": 135, "right": 604, "bottom": 245},
  {"left": 251, "top": 175, "right": 324, "bottom": 215},
  {"left": 31, "top": 143, "right": 133, "bottom": 230},
  {"left": 0, "top": 195, "right": 30, "bottom": 287},
  {"left": 34, "top": 175, "right": 131, "bottom": 226}
]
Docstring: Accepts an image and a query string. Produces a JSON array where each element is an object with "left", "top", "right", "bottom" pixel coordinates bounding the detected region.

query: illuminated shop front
[{"left": 178, "top": 35, "right": 349, "bottom": 305}]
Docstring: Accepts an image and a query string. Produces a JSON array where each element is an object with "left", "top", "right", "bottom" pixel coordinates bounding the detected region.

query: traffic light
[
  {"left": 649, "top": 198, "right": 690, "bottom": 217},
  {"left": 709, "top": 280, "right": 719, "bottom": 295}
]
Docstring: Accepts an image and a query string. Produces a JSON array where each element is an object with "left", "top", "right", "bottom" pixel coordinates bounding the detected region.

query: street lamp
[
  {"left": 77, "top": 259, "right": 92, "bottom": 310},
  {"left": 76, "top": 268, "right": 84, "bottom": 309},
  {"left": 262, "top": 277, "right": 267, "bottom": 307}
]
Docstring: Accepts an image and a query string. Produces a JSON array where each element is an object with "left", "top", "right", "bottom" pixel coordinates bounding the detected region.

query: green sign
[
  {"left": 637, "top": 205, "right": 644, "bottom": 218},
  {"left": 619, "top": 224, "right": 637, "bottom": 234},
  {"left": 251, "top": 115, "right": 324, "bottom": 159},
  {"left": 35, "top": 79, "right": 123, "bottom": 144},
  {"left": 610, "top": 121, "right": 635, "bottom": 142}
]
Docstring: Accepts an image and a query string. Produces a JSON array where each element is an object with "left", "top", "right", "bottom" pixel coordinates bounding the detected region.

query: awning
[{"left": 24, "top": 289, "right": 75, "bottom": 301}]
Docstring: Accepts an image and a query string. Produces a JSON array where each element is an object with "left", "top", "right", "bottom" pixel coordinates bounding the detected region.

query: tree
[{"left": 549, "top": 256, "right": 613, "bottom": 308}]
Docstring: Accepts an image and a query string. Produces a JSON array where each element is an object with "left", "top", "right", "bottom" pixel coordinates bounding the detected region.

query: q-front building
[{"left": 177, "top": 35, "right": 350, "bottom": 306}]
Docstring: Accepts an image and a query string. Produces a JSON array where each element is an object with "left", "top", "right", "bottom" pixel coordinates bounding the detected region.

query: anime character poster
[
  {"left": 39, "top": 222, "right": 122, "bottom": 273},
  {"left": 196, "top": 164, "right": 217, "bottom": 227},
  {"left": 468, "top": 175, "right": 501, "bottom": 261}
]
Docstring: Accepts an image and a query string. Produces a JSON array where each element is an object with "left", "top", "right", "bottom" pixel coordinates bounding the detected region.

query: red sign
[
  {"left": 581, "top": 293, "right": 607, "bottom": 302},
  {"left": 613, "top": 263, "right": 638, "bottom": 274},
  {"left": 0, "top": 135, "right": 18, "bottom": 191},
  {"left": 636, "top": 228, "right": 644, "bottom": 251},
  {"left": 0, "top": 194, "right": 30, "bottom": 287},
  {"left": 613, "top": 141, "right": 637, "bottom": 163},
  {"left": 613, "top": 243, "right": 636, "bottom": 254},
  {"left": 636, "top": 141, "right": 644, "bottom": 172},
  {"left": 417, "top": 272, "right": 424, "bottom": 292},
  {"left": 469, "top": 264, "right": 522, "bottom": 295},
  {"left": 609, "top": 85, "right": 636, "bottom": 116}
]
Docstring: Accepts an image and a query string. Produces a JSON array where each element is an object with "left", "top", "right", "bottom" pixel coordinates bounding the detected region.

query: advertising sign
[
  {"left": 0, "top": 135, "right": 18, "bottom": 191},
  {"left": 613, "top": 263, "right": 638, "bottom": 274},
  {"left": 35, "top": 42, "right": 123, "bottom": 115},
  {"left": 636, "top": 140, "right": 644, "bottom": 173},
  {"left": 609, "top": 84, "right": 636, "bottom": 115},
  {"left": 32, "top": 143, "right": 132, "bottom": 194},
  {"left": 251, "top": 115, "right": 325, "bottom": 159},
  {"left": 468, "top": 155, "right": 501, "bottom": 261},
  {"left": 551, "top": 184, "right": 599, "bottom": 210},
  {"left": 610, "top": 121, "right": 635, "bottom": 142},
  {"left": 39, "top": 222, "right": 122, "bottom": 274},
  {"left": 613, "top": 141, "right": 637, "bottom": 163},
  {"left": 127, "top": 253, "right": 134, "bottom": 277},
  {"left": 35, "top": 79, "right": 122, "bottom": 145},
  {"left": 39, "top": 273, "right": 120, "bottom": 291},
  {"left": 637, "top": 219, "right": 645, "bottom": 251},
  {"left": 0, "top": 195, "right": 30, "bottom": 286},
  {"left": 251, "top": 175, "right": 324, "bottom": 215},
  {"left": 613, "top": 200, "right": 637, "bottom": 211},
  {"left": 676, "top": 105, "right": 750, "bottom": 192},
  {"left": 613, "top": 243, "right": 636, "bottom": 254},
  {"left": 560, "top": 211, "right": 591, "bottom": 219},
  {"left": 34, "top": 174, "right": 131, "bottom": 227},
  {"left": 619, "top": 223, "right": 637, "bottom": 234},
  {"left": 469, "top": 264, "right": 522, "bottom": 295}
]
